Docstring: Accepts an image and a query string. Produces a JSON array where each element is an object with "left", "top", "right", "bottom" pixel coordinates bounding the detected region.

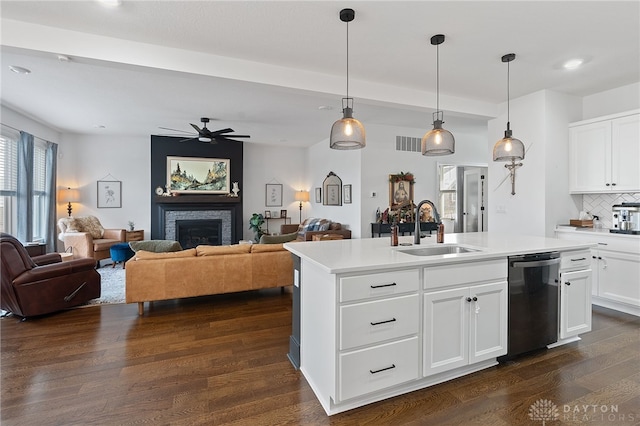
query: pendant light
[
  {"left": 493, "top": 53, "right": 525, "bottom": 195},
  {"left": 330, "top": 8, "right": 366, "bottom": 150},
  {"left": 422, "top": 34, "right": 455, "bottom": 156}
]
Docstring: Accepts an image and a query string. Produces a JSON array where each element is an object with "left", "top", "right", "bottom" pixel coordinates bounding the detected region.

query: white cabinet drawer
[
  {"left": 561, "top": 250, "right": 591, "bottom": 271},
  {"left": 339, "top": 294, "right": 419, "bottom": 350},
  {"left": 338, "top": 336, "right": 419, "bottom": 402},
  {"left": 424, "top": 259, "right": 507, "bottom": 290},
  {"left": 340, "top": 269, "right": 419, "bottom": 302}
]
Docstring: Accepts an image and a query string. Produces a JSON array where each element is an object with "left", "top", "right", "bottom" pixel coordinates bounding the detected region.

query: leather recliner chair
[{"left": 1, "top": 233, "right": 101, "bottom": 317}]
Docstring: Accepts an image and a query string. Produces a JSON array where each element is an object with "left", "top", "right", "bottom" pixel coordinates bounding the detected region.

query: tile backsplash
[{"left": 582, "top": 193, "right": 640, "bottom": 229}]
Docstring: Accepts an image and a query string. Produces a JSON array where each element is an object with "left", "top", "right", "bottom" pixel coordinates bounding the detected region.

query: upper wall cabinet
[{"left": 569, "top": 111, "right": 640, "bottom": 193}]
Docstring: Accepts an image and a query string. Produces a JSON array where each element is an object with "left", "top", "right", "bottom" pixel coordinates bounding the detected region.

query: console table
[{"left": 370, "top": 222, "right": 438, "bottom": 238}]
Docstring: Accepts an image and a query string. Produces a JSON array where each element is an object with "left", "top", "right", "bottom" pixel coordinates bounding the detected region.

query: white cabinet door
[
  {"left": 611, "top": 114, "right": 640, "bottom": 192},
  {"left": 423, "top": 287, "right": 468, "bottom": 376},
  {"left": 560, "top": 269, "right": 592, "bottom": 339},
  {"left": 468, "top": 282, "right": 508, "bottom": 364},
  {"left": 569, "top": 120, "right": 610, "bottom": 192},
  {"left": 597, "top": 250, "right": 640, "bottom": 307}
]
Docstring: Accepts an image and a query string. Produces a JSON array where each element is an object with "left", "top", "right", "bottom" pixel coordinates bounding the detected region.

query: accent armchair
[
  {"left": 1, "top": 233, "right": 101, "bottom": 317},
  {"left": 57, "top": 216, "right": 125, "bottom": 264}
]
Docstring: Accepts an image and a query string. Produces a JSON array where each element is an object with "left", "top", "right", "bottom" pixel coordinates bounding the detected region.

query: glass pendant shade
[
  {"left": 330, "top": 101, "right": 366, "bottom": 150},
  {"left": 493, "top": 126, "right": 525, "bottom": 161},
  {"left": 422, "top": 112, "right": 455, "bottom": 156}
]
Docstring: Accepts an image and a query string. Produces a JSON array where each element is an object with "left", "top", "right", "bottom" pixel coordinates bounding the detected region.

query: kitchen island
[{"left": 284, "top": 232, "right": 595, "bottom": 415}]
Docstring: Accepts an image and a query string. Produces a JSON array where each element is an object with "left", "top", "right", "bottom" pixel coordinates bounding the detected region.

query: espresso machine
[{"left": 611, "top": 203, "right": 640, "bottom": 234}]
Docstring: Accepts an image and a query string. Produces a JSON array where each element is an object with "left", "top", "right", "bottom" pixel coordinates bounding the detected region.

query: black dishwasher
[{"left": 498, "top": 252, "right": 561, "bottom": 362}]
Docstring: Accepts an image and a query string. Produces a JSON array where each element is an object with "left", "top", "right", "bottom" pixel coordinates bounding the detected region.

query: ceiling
[{"left": 1, "top": 1, "right": 638, "bottom": 147}]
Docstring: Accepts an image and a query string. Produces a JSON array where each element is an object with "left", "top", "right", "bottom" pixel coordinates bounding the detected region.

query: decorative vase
[{"left": 231, "top": 182, "right": 240, "bottom": 197}]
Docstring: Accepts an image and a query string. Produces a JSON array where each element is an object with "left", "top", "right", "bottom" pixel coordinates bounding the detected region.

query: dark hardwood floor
[{"left": 2, "top": 290, "right": 639, "bottom": 425}]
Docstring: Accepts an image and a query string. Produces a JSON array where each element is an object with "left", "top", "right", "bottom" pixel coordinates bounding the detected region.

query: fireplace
[{"left": 176, "top": 219, "right": 222, "bottom": 248}]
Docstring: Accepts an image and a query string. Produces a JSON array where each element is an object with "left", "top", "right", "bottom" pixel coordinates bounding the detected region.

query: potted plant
[{"left": 249, "top": 213, "right": 265, "bottom": 242}]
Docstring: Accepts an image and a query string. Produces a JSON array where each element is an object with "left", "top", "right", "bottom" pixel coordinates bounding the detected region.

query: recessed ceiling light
[
  {"left": 318, "top": 106, "right": 333, "bottom": 111},
  {"left": 93, "top": 125, "right": 106, "bottom": 129},
  {"left": 57, "top": 55, "right": 71, "bottom": 62},
  {"left": 9, "top": 65, "right": 31, "bottom": 74},
  {"left": 563, "top": 59, "right": 584, "bottom": 70}
]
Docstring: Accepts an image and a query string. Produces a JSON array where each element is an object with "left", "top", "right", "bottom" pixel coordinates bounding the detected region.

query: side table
[
  {"left": 126, "top": 230, "right": 144, "bottom": 242},
  {"left": 24, "top": 243, "right": 46, "bottom": 257}
]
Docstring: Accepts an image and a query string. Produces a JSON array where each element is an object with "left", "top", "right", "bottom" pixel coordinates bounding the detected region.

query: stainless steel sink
[{"left": 398, "top": 245, "right": 481, "bottom": 256}]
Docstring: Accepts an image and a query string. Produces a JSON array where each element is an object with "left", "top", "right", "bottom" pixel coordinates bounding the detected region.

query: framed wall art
[
  {"left": 343, "top": 184, "right": 352, "bottom": 204},
  {"left": 167, "top": 156, "right": 230, "bottom": 194},
  {"left": 266, "top": 183, "right": 283, "bottom": 207},
  {"left": 323, "top": 171, "right": 342, "bottom": 206},
  {"left": 280, "top": 209, "right": 287, "bottom": 218},
  {"left": 315, "top": 187, "right": 322, "bottom": 203},
  {"left": 389, "top": 172, "right": 415, "bottom": 207},
  {"left": 97, "top": 180, "right": 122, "bottom": 208},
  {"left": 264, "top": 210, "right": 271, "bottom": 218}
]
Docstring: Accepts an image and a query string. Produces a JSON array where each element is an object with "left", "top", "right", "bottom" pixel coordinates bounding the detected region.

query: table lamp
[
  {"left": 60, "top": 187, "right": 80, "bottom": 217},
  {"left": 294, "top": 190, "right": 310, "bottom": 224}
]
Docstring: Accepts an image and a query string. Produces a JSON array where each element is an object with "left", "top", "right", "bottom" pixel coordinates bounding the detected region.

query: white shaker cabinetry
[
  {"left": 569, "top": 111, "right": 640, "bottom": 193},
  {"left": 559, "top": 250, "right": 592, "bottom": 339},
  {"left": 423, "top": 260, "right": 507, "bottom": 376},
  {"left": 555, "top": 229, "right": 640, "bottom": 316}
]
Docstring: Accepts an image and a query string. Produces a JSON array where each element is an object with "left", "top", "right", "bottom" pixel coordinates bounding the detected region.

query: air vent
[{"left": 395, "top": 136, "right": 421, "bottom": 152}]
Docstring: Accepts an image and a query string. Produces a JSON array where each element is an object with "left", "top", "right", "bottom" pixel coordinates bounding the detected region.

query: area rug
[{"left": 90, "top": 266, "right": 126, "bottom": 305}]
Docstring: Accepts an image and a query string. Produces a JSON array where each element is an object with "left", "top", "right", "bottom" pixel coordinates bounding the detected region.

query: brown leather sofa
[
  {"left": 281, "top": 218, "right": 351, "bottom": 241},
  {"left": 125, "top": 243, "right": 293, "bottom": 315},
  {"left": 1, "top": 233, "right": 101, "bottom": 317}
]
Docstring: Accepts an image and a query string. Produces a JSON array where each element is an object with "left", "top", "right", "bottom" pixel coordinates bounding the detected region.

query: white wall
[
  {"left": 360, "top": 121, "right": 488, "bottom": 238},
  {"left": 1, "top": 106, "right": 61, "bottom": 143},
  {"left": 58, "top": 134, "right": 151, "bottom": 234},
  {"left": 488, "top": 90, "right": 582, "bottom": 237},
  {"left": 582, "top": 82, "right": 640, "bottom": 120},
  {"left": 243, "top": 143, "right": 307, "bottom": 240}
]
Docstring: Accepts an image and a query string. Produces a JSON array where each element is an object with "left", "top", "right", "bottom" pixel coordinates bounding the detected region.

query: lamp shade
[
  {"left": 294, "top": 190, "right": 310, "bottom": 202},
  {"left": 493, "top": 128, "right": 525, "bottom": 161},
  {"left": 59, "top": 187, "right": 80, "bottom": 203},
  {"left": 422, "top": 118, "right": 455, "bottom": 156},
  {"left": 330, "top": 106, "right": 366, "bottom": 150}
]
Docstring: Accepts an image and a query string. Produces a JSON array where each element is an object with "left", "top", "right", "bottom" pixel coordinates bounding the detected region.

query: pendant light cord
[
  {"left": 436, "top": 42, "right": 440, "bottom": 113},
  {"left": 507, "top": 59, "right": 510, "bottom": 125},
  {"left": 346, "top": 19, "right": 349, "bottom": 99}
]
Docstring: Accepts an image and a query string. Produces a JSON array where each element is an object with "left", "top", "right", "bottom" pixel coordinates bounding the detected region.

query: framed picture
[
  {"left": 265, "top": 183, "right": 283, "bottom": 207},
  {"left": 389, "top": 172, "right": 415, "bottom": 207},
  {"left": 280, "top": 209, "right": 287, "bottom": 218},
  {"left": 322, "top": 171, "right": 342, "bottom": 206},
  {"left": 167, "top": 156, "right": 230, "bottom": 194},
  {"left": 315, "top": 187, "right": 322, "bottom": 203},
  {"left": 343, "top": 184, "right": 352, "bottom": 204},
  {"left": 97, "top": 180, "right": 121, "bottom": 208},
  {"left": 264, "top": 210, "right": 271, "bottom": 218}
]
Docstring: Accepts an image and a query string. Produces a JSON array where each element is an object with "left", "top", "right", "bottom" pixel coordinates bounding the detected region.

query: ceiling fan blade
[
  {"left": 226, "top": 135, "right": 250, "bottom": 138},
  {"left": 158, "top": 126, "right": 193, "bottom": 134},
  {"left": 179, "top": 137, "right": 197, "bottom": 143},
  {"left": 210, "top": 128, "right": 234, "bottom": 135},
  {"left": 218, "top": 138, "right": 245, "bottom": 143},
  {"left": 190, "top": 123, "right": 203, "bottom": 133}
]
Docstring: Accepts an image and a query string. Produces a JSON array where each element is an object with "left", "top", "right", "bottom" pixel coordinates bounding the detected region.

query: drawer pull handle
[
  {"left": 370, "top": 282, "right": 397, "bottom": 289},
  {"left": 571, "top": 258, "right": 586, "bottom": 261},
  {"left": 370, "top": 318, "right": 397, "bottom": 326},
  {"left": 370, "top": 364, "right": 396, "bottom": 374}
]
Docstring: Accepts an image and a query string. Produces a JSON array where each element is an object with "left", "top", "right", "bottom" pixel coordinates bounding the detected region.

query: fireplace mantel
[{"left": 155, "top": 195, "right": 241, "bottom": 204}]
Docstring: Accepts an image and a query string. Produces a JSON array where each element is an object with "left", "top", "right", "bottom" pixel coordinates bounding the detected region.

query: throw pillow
[
  {"left": 196, "top": 244, "right": 252, "bottom": 256},
  {"left": 65, "top": 218, "right": 81, "bottom": 233},
  {"left": 259, "top": 232, "right": 298, "bottom": 244},
  {"left": 134, "top": 248, "right": 197, "bottom": 260},
  {"left": 129, "top": 240, "right": 183, "bottom": 253},
  {"left": 297, "top": 218, "right": 332, "bottom": 241},
  {"left": 76, "top": 216, "right": 104, "bottom": 239}
]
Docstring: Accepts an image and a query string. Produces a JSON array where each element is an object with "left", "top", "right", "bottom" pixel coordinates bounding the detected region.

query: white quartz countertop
[
  {"left": 555, "top": 225, "right": 640, "bottom": 239},
  {"left": 284, "top": 232, "right": 595, "bottom": 274}
]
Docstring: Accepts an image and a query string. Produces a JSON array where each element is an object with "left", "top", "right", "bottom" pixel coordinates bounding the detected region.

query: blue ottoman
[{"left": 110, "top": 243, "right": 134, "bottom": 269}]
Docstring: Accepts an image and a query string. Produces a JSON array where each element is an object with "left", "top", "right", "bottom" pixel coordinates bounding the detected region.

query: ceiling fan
[{"left": 159, "top": 117, "right": 250, "bottom": 143}]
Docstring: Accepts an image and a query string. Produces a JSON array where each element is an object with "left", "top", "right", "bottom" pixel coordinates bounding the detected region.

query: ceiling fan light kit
[
  {"left": 422, "top": 34, "right": 455, "bottom": 156},
  {"left": 493, "top": 53, "right": 525, "bottom": 195},
  {"left": 330, "top": 8, "right": 366, "bottom": 150}
]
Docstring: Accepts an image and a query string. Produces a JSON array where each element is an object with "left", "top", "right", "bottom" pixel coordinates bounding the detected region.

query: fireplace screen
[{"left": 176, "top": 219, "right": 222, "bottom": 249}]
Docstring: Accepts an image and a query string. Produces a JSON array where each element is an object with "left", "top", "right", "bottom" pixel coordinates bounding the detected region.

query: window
[
  {"left": 438, "top": 165, "right": 457, "bottom": 220},
  {"left": 0, "top": 130, "right": 50, "bottom": 240}
]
